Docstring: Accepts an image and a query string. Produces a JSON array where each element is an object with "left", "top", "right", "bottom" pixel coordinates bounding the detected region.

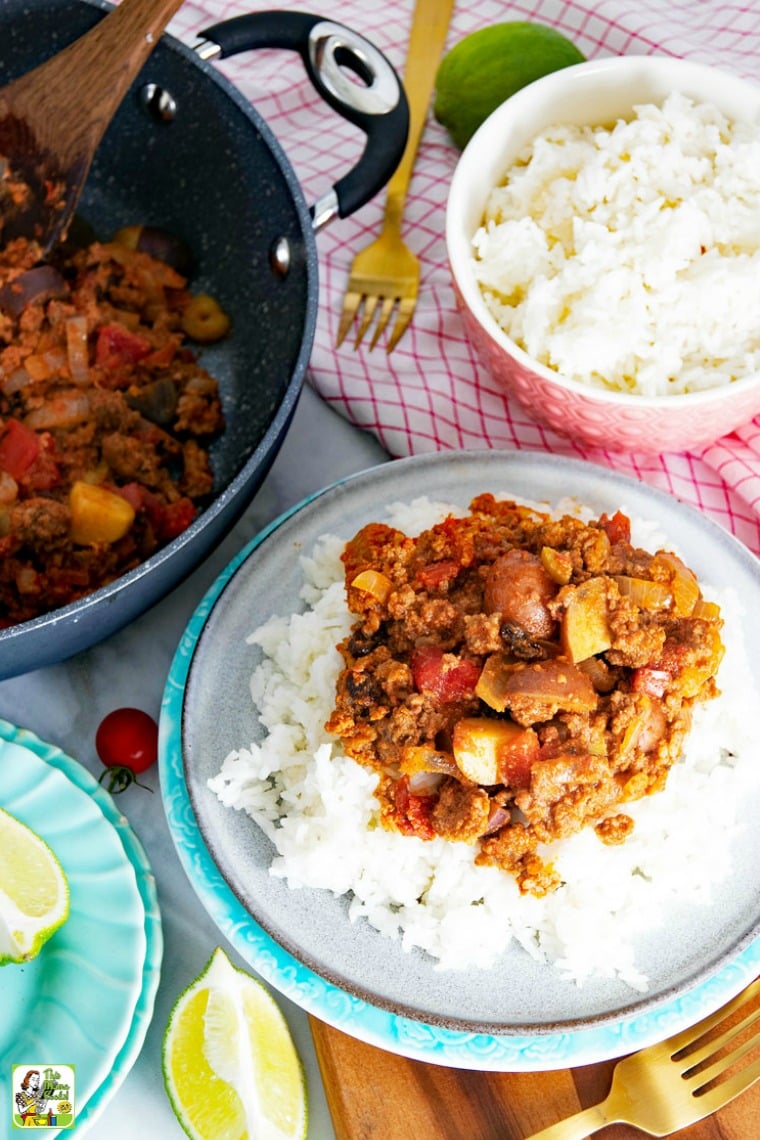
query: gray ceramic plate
[{"left": 162, "top": 450, "right": 760, "bottom": 1054}]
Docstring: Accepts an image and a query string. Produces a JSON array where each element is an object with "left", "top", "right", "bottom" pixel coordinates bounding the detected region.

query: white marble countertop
[{"left": 0, "top": 384, "right": 389, "bottom": 1139}]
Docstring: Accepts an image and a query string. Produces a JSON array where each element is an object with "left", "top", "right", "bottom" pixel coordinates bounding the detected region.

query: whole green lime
[{"left": 434, "top": 22, "right": 586, "bottom": 149}]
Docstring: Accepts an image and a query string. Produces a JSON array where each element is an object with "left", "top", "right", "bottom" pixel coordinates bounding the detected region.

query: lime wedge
[
  {"left": 0, "top": 806, "right": 70, "bottom": 965},
  {"left": 163, "top": 947, "right": 307, "bottom": 1140}
]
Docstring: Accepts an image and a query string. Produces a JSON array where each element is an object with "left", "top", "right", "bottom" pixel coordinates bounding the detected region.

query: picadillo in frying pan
[{"left": 0, "top": 0, "right": 409, "bottom": 679}]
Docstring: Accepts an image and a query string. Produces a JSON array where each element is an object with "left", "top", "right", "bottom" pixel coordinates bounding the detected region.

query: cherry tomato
[{"left": 96, "top": 707, "right": 159, "bottom": 793}]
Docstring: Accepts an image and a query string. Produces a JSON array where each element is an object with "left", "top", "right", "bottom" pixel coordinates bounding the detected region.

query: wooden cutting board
[{"left": 309, "top": 1016, "right": 758, "bottom": 1139}]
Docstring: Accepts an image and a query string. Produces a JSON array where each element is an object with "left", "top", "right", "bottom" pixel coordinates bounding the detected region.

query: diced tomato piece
[
  {"left": 410, "top": 645, "right": 481, "bottom": 703},
  {"left": 132, "top": 486, "right": 166, "bottom": 533},
  {"left": 414, "top": 558, "right": 461, "bottom": 592},
  {"left": 158, "top": 497, "right": 196, "bottom": 541},
  {"left": 501, "top": 738, "right": 539, "bottom": 790},
  {"left": 0, "top": 418, "right": 40, "bottom": 479},
  {"left": 599, "top": 510, "right": 631, "bottom": 545},
  {"left": 393, "top": 776, "right": 437, "bottom": 840},
  {"left": 120, "top": 485, "right": 195, "bottom": 542},
  {"left": 18, "top": 432, "right": 60, "bottom": 492},
  {"left": 95, "top": 323, "right": 152, "bottom": 370}
]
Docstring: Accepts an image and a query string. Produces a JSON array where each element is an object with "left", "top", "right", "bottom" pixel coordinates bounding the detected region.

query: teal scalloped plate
[
  {"left": 0, "top": 718, "right": 162, "bottom": 1132},
  {"left": 160, "top": 450, "right": 760, "bottom": 1071}
]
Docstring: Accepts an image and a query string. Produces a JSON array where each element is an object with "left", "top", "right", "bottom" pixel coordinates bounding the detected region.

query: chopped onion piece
[
  {"left": 66, "top": 315, "right": 90, "bottom": 385},
  {"left": 42, "top": 348, "right": 66, "bottom": 373},
  {"left": 652, "top": 551, "right": 700, "bottom": 616},
  {"left": 0, "top": 264, "right": 68, "bottom": 317},
  {"left": 407, "top": 771, "right": 445, "bottom": 796},
  {"left": 693, "top": 598, "right": 722, "bottom": 621},
  {"left": 613, "top": 575, "right": 672, "bottom": 610},
  {"left": 24, "top": 390, "right": 90, "bottom": 430},
  {"left": 400, "top": 744, "right": 459, "bottom": 777},
  {"left": 350, "top": 568, "right": 393, "bottom": 602},
  {"left": 482, "top": 803, "right": 511, "bottom": 835}
]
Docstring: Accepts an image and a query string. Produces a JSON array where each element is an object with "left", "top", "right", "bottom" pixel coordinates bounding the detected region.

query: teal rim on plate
[
  {"left": 160, "top": 450, "right": 760, "bottom": 1071},
  {"left": 0, "top": 718, "right": 162, "bottom": 1130}
]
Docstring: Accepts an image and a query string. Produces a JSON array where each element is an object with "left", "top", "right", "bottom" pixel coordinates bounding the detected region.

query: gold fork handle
[
  {"left": 524, "top": 1101, "right": 617, "bottom": 1140},
  {"left": 383, "top": 0, "right": 455, "bottom": 228}
]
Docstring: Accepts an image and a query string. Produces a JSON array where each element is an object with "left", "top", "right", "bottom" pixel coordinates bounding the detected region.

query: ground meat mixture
[
  {"left": 0, "top": 227, "right": 227, "bottom": 626},
  {"left": 325, "top": 495, "right": 725, "bottom": 897}
]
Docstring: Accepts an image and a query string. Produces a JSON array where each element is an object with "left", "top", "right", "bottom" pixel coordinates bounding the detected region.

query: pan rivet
[
  {"left": 270, "top": 237, "right": 291, "bottom": 278},
  {"left": 138, "top": 83, "right": 178, "bottom": 123}
]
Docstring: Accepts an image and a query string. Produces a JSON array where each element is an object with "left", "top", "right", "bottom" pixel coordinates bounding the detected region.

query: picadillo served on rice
[{"left": 209, "top": 495, "right": 757, "bottom": 990}]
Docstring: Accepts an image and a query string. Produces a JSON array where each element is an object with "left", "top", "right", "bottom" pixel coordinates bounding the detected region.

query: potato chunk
[
  {"left": 476, "top": 653, "right": 597, "bottom": 718},
  {"left": 560, "top": 577, "right": 612, "bottom": 663},
  {"left": 452, "top": 716, "right": 539, "bottom": 787},
  {"left": 69, "top": 480, "right": 135, "bottom": 545}
]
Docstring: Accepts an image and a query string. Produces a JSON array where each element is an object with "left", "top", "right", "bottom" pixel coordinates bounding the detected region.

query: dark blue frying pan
[{"left": 0, "top": 1, "right": 408, "bottom": 679}]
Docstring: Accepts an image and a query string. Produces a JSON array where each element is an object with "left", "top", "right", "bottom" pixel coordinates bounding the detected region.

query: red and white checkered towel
[{"left": 170, "top": 0, "right": 760, "bottom": 555}]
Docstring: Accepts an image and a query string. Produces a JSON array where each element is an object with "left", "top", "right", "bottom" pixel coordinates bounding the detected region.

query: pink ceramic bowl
[{"left": 446, "top": 55, "right": 760, "bottom": 454}]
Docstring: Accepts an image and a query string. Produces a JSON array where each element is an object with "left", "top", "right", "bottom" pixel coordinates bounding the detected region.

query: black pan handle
[{"left": 196, "top": 11, "right": 409, "bottom": 229}]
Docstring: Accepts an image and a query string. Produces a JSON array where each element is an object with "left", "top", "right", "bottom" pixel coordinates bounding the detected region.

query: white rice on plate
[
  {"left": 472, "top": 92, "right": 760, "bottom": 397},
  {"left": 209, "top": 495, "right": 758, "bottom": 992}
]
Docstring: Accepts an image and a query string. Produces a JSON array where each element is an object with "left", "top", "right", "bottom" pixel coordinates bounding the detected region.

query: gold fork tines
[
  {"left": 525, "top": 975, "right": 760, "bottom": 1139},
  {"left": 336, "top": 228, "right": 419, "bottom": 352},
  {"left": 336, "top": 0, "right": 454, "bottom": 353}
]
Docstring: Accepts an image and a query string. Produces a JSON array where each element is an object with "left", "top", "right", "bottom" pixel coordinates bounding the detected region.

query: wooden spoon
[{"left": 0, "top": 0, "right": 186, "bottom": 254}]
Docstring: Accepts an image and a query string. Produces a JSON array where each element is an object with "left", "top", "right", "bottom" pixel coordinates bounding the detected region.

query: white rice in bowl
[
  {"left": 209, "top": 496, "right": 759, "bottom": 992},
  {"left": 471, "top": 92, "right": 760, "bottom": 397}
]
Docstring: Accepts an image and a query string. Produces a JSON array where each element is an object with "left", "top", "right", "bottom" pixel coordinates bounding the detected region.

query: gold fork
[
  {"left": 525, "top": 975, "right": 760, "bottom": 1138},
  {"left": 336, "top": 0, "right": 454, "bottom": 353}
]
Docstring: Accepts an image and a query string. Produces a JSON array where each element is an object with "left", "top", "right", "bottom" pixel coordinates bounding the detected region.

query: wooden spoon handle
[{"left": 1, "top": 0, "right": 186, "bottom": 160}]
